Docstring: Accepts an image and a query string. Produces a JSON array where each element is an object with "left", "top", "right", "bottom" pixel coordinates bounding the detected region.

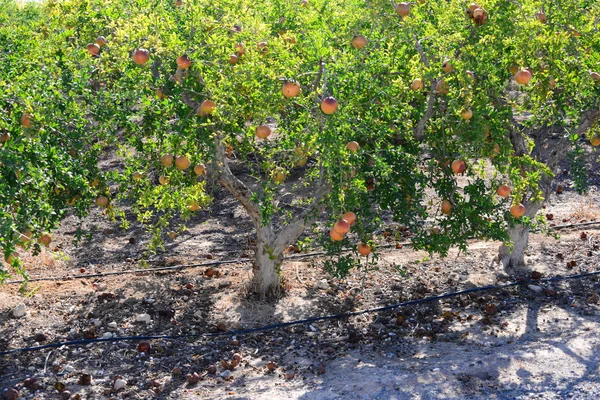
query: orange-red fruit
[
  {"left": 160, "top": 154, "right": 174, "bottom": 167},
  {"left": 175, "top": 156, "right": 191, "bottom": 170},
  {"left": 590, "top": 137, "right": 600, "bottom": 146},
  {"left": 320, "top": 97, "right": 338, "bottom": 115},
  {"left": 234, "top": 43, "right": 246, "bottom": 55},
  {"left": 282, "top": 81, "right": 301, "bottom": 98},
  {"left": 132, "top": 48, "right": 150, "bottom": 65},
  {"left": 451, "top": 160, "right": 466, "bottom": 174},
  {"left": 333, "top": 219, "right": 351, "bottom": 235},
  {"left": 330, "top": 228, "right": 345, "bottom": 242},
  {"left": 510, "top": 203, "right": 526, "bottom": 218},
  {"left": 395, "top": 2, "right": 410, "bottom": 17},
  {"left": 255, "top": 125, "right": 271, "bottom": 139},
  {"left": 497, "top": 185, "right": 511, "bottom": 198},
  {"left": 194, "top": 164, "right": 206, "bottom": 175},
  {"left": 411, "top": 78, "right": 423, "bottom": 91},
  {"left": 0, "top": 132, "right": 10, "bottom": 143},
  {"left": 442, "top": 60, "right": 453, "bottom": 73},
  {"left": 346, "top": 141, "right": 360, "bottom": 153},
  {"left": 441, "top": 200, "right": 452, "bottom": 215},
  {"left": 461, "top": 109, "right": 473, "bottom": 120},
  {"left": 357, "top": 243, "right": 372, "bottom": 256},
  {"left": 342, "top": 211, "right": 357, "bottom": 225},
  {"left": 435, "top": 79, "right": 449, "bottom": 95},
  {"left": 228, "top": 54, "right": 239, "bottom": 64},
  {"left": 21, "top": 113, "right": 32, "bottom": 128},
  {"left": 38, "top": 233, "right": 52, "bottom": 247},
  {"left": 198, "top": 100, "right": 216, "bottom": 115},
  {"left": 351, "top": 35, "right": 368, "bottom": 49},
  {"left": 176, "top": 55, "right": 192, "bottom": 69},
  {"left": 534, "top": 11, "right": 546, "bottom": 23},
  {"left": 96, "top": 36, "right": 107, "bottom": 46},
  {"left": 86, "top": 43, "right": 100, "bottom": 56},
  {"left": 515, "top": 69, "right": 532, "bottom": 85},
  {"left": 96, "top": 195, "right": 109, "bottom": 208}
]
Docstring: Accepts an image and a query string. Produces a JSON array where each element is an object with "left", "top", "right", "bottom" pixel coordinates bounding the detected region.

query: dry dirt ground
[{"left": 1, "top": 179, "right": 600, "bottom": 399}]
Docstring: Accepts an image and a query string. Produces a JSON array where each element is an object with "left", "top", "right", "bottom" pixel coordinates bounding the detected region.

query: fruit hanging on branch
[{"left": 132, "top": 48, "right": 150, "bottom": 65}]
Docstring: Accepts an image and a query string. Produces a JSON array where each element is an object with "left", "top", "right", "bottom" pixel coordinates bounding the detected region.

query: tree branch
[
  {"left": 213, "top": 133, "right": 260, "bottom": 226},
  {"left": 412, "top": 37, "right": 436, "bottom": 141},
  {"left": 272, "top": 183, "right": 330, "bottom": 253}
]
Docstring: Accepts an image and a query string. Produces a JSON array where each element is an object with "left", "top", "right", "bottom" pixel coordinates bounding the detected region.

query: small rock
[
  {"left": 13, "top": 304, "right": 26, "bottom": 318},
  {"left": 113, "top": 378, "right": 127, "bottom": 390},
  {"left": 207, "top": 365, "right": 217, "bottom": 374},
  {"left": 107, "top": 322, "right": 118, "bottom": 329},
  {"left": 102, "top": 332, "right": 114, "bottom": 339},
  {"left": 220, "top": 370, "right": 232, "bottom": 378},
  {"left": 63, "top": 364, "right": 75, "bottom": 372},
  {"left": 528, "top": 284, "right": 543, "bottom": 293},
  {"left": 135, "top": 313, "right": 151, "bottom": 324},
  {"left": 171, "top": 367, "right": 183, "bottom": 376},
  {"left": 34, "top": 332, "right": 48, "bottom": 342},
  {"left": 315, "top": 279, "right": 329, "bottom": 290},
  {"left": 61, "top": 390, "right": 72, "bottom": 400}
]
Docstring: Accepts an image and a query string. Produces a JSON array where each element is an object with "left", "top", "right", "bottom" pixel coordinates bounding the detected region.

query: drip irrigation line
[
  {"left": 4, "top": 220, "right": 599, "bottom": 285},
  {"left": 1, "top": 269, "right": 599, "bottom": 356}
]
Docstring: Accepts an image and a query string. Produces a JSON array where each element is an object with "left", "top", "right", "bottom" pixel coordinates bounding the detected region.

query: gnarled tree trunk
[
  {"left": 211, "top": 133, "right": 329, "bottom": 298},
  {"left": 498, "top": 199, "right": 543, "bottom": 271},
  {"left": 498, "top": 108, "right": 600, "bottom": 274}
]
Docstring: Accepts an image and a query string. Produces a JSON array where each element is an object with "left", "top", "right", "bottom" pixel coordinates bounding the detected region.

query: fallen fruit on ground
[{"left": 96, "top": 195, "right": 109, "bottom": 208}]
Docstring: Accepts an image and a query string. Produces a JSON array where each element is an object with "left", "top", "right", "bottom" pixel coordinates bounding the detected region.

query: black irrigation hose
[
  {"left": 4, "top": 220, "right": 599, "bottom": 285},
  {"left": 2, "top": 269, "right": 600, "bottom": 356}
]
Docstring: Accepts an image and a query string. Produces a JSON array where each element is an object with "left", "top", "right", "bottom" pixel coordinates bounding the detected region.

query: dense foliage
[{"left": 1, "top": 0, "right": 599, "bottom": 292}]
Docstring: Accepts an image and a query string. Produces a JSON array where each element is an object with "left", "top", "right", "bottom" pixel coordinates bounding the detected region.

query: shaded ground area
[{"left": 1, "top": 224, "right": 600, "bottom": 399}]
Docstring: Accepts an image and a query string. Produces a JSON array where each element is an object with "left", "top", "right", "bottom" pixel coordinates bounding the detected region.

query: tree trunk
[
  {"left": 498, "top": 200, "right": 543, "bottom": 271},
  {"left": 251, "top": 226, "right": 284, "bottom": 298},
  {"left": 498, "top": 178, "right": 550, "bottom": 272}
]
